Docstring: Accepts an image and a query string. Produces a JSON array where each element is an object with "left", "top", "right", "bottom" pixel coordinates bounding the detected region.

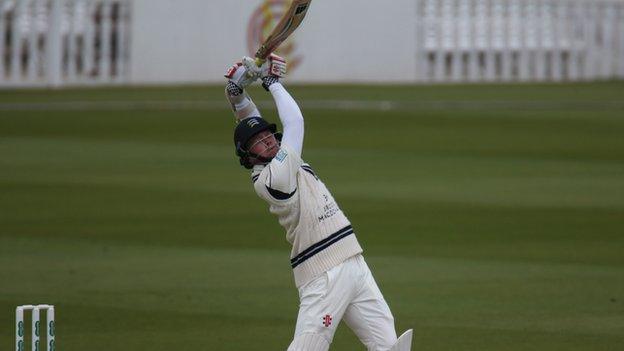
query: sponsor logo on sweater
[
  {"left": 318, "top": 200, "right": 339, "bottom": 223},
  {"left": 275, "top": 149, "right": 288, "bottom": 162}
]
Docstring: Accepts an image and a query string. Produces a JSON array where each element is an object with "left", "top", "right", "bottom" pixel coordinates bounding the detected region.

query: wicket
[{"left": 15, "top": 305, "right": 55, "bottom": 351}]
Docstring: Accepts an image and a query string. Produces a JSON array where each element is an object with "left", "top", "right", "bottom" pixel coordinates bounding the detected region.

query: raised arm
[
  {"left": 224, "top": 58, "right": 262, "bottom": 122},
  {"left": 225, "top": 82, "right": 261, "bottom": 121},
  {"left": 264, "top": 79, "right": 304, "bottom": 157}
]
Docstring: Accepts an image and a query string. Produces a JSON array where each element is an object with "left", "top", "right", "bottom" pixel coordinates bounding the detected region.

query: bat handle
[
  {"left": 255, "top": 44, "right": 269, "bottom": 66},
  {"left": 255, "top": 57, "right": 266, "bottom": 67}
]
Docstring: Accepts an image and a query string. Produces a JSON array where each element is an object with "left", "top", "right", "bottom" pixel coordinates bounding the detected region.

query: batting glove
[
  {"left": 224, "top": 57, "right": 260, "bottom": 90},
  {"left": 260, "top": 54, "right": 287, "bottom": 79},
  {"left": 258, "top": 54, "right": 287, "bottom": 91}
]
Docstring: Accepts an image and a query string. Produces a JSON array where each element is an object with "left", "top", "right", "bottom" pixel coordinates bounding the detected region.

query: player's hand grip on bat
[
  {"left": 224, "top": 57, "right": 260, "bottom": 90},
  {"left": 261, "top": 54, "right": 287, "bottom": 78},
  {"left": 239, "top": 53, "right": 287, "bottom": 91},
  {"left": 257, "top": 54, "right": 287, "bottom": 91}
]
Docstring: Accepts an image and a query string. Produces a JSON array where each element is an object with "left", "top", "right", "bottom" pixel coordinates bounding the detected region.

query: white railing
[
  {"left": 0, "top": 0, "right": 130, "bottom": 88},
  {"left": 1, "top": 0, "right": 622, "bottom": 86},
  {"left": 416, "top": 0, "right": 624, "bottom": 82}
]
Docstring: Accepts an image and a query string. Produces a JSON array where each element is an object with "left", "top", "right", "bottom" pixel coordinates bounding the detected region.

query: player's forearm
[
  {"left": 269, "top": 82, "right": 304, "bottom": 156},
  {"left": 225, "top": 82, "right": 261, "bottom": 121}
]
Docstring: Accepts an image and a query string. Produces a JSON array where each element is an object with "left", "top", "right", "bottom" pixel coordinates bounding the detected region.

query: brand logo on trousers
[{"left": 323, "top": 314, "right": 332, "bottom": 327}]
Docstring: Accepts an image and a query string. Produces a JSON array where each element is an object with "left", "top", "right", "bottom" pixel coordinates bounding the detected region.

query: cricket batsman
[{"left": 224, "top": 55, "right": 413, "bottom": 351}]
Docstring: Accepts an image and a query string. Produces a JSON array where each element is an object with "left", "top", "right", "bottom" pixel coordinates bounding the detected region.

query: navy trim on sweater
[
  {"left": 290, "top": 225, "right": 354, "bottom": 268},
  {"left": 301, "top": 165, "right": 318, "bottom": 180},
  {"left": 266, "top": 186, "right": 297, "bottom": 200}
]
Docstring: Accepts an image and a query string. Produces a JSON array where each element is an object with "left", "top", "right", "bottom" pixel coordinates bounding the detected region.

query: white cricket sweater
[
  {"left": 241, "top": 83, "right": 362, "bottom": 287},
  {"left": 252, "top": 147, "right": 363, "bottom": 287}
]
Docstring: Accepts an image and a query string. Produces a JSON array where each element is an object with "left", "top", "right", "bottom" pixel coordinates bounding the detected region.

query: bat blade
[{"left": 255, "top": 0, "right": 312, "bottom": 64}]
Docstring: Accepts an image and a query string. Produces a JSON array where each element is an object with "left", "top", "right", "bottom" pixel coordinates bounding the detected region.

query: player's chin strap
[
  {"left": 239, "top": 150, "right": 272, "bottom": 169},
  {"left": 389, "top": 329, "right": 413, "bottom": 351},
  {"left": 240, "top": 133, "right": 283, "bottom": 168},
  {"left": 247, "top": 153, "right": 274, "bottom": 164}
]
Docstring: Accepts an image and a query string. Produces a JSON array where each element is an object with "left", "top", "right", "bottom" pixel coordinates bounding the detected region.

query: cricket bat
[{"left": 254, "top": 0, "right": 312, "bottom": 66}]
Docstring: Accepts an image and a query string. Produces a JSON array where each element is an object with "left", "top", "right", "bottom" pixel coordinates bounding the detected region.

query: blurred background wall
[{"left": 1, "top": 0, "right": 623, "bottom": 87}]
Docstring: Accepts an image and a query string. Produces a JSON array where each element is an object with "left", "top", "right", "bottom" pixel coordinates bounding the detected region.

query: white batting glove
[
  {"left": 224, "top": 57, "right": 260, "bottom": 90},
  {"left": 255, "top": 54, "right": 287, "bottom": 91},
  {"left": 260, "top": 54, "right": 287, "bottom": 78}
]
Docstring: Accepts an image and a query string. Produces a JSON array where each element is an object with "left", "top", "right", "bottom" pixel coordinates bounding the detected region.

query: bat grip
[
  {"left": 255, "top": 57, "right": 266, "bottom": 67},
  {"left": 255, "top": 43, "right": 270, "bottom": 66}
]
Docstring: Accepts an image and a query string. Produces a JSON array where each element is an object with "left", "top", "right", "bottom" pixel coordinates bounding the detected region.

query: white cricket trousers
[{"left": 288, "top": 254, "right": 397, "bottom": 351}]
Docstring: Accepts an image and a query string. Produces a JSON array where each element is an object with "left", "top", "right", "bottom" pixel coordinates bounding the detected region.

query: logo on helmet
[{"left": 247, "top": 118, "right": 260, "bottom": 128}]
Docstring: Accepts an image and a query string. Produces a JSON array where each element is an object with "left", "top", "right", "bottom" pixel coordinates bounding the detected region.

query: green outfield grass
[{"left": 1, "top": 82, "right": 623, "bottom": 350}]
